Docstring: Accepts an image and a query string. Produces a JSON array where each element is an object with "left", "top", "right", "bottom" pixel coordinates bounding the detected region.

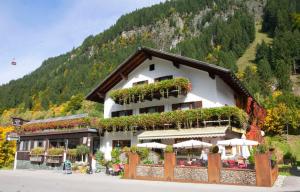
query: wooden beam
[
  {"left": 96, "top": 92, "right": 104, "bottom": 98},
  {"left": 120, "top": 73, "right": 128, "bottom": 80}
]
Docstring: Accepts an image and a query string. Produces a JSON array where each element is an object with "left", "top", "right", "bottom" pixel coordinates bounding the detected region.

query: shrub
[
  {"left": 130, "top": 145, "right": 138, "bottom": 153},
  {"left": 256, "top": 144, "right": 267, "bottom": 154},
  {"left": 137, "top": 147, "right": 149, "bottom": 160},
  {"left": 67, "top": 149, "right": 78, "bottom": 158},
  {"left": 165, "top": 145, "right": 173, "bottom": 153},
  {"left": 31, "top": 147, "right": 45, "bottom": 156},
  {"left": 122, "top": 146, "right": 131, "bottom": 153},
  {"left": 76, "top": 145, "right": 89, "bottom": 162},
  {"left": 209, "top": 145, "right": 219, "bottom": 153},
  {"left": 248, "top": 148, "right": 256, "bottom": 165},
  {"left": 76, "top": 145, "right": 90, "bottom": 156},
  {"left": 47, "top": 147, "right": 64, "bottom": 156},
  {"left": 95, "top": 150, "right": 104, "bottom": 165},
  {"left": 111, "top": 148, "right": 121, "bottom": 164},
  {"left": 143, "top": 159, "right": 154, "bottom": 165}
]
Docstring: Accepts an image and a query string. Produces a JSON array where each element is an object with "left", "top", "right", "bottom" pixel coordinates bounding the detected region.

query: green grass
[
  {"left": 287, "top": 135, "right": 300, "bottom": 161},
  {"left": 237, "top": 23, "right": 273, "bottom": 71}
]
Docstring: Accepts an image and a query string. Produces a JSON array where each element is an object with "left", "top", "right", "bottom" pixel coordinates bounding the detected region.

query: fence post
[
  {"left": 164, "top": 152, "right": 176, "bottom": 181},
  {"left": 128, "top": 152, "right": 139, "bottom": 179},
  {"left": 255, "top": 153, "right": 277, "bottom": 187},
  {"left": 208, "top": 153, "right": 221, "bottom": 183}
]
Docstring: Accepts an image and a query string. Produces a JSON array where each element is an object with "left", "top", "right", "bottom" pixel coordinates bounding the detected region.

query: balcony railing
[
  {"left": 92, "top": 106, "right": 248, "bottom": 131},
  {"left": 109, "top": 77, "right": 191, "bottom": 105}
]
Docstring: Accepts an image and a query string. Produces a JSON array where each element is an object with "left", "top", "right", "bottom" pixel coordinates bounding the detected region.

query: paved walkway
[{"left": 0, "top": 170, "right": 299, "bottom": 192}]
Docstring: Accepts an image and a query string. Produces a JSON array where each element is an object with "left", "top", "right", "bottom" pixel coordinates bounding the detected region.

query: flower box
[
  {"left": 110, "top": 77, "right": 190, "bottom": 105},
  {"left": 46, "top": 155, "right": 63, "bottom": 164},
  {"left": 30, "top": 155, "right": 44, "bottom": 162}
]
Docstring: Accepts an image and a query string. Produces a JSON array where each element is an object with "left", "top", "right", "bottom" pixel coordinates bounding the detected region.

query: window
[
  {"left": 37, "top": 140, "right": 44, "bottom": 147},
  {"left": 154, "top": 75, "right": 173, "bottom": 82},
  {"left": 22, "top": 141, "right": 29, "bottom": 151},
  {"left": 172, "top": 101, "right": 202, "bottom": 111},
  {"left": 139, "top": 105, "right": 164, "bottom": 114},
  {"left": 68, "top": 138, "right": 80, "bottom": 149},
  {"left": 111, "top": 110, "right": 133, "bottom": 117},
  {"left": 112, "top": 140, "right": 131, "bottom": 148},
  {"left": 133, "top": 80, "right": 148, "bottom": 86},
  {"left": 225, "top": 146, "right": 233, "bottom": 155},
  {"left": 149, "top": 64, "right": 155, "bottom": 71}
]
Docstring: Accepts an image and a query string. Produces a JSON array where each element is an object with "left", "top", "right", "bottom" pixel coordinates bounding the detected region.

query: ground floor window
[
  {"left": 112, "top": 140, "right": 131, "bottom": 148},
  {"left": 67, "top": 138, "right": 80, "bottom": 149},
  {"left": 49, "top": 139, "right": 65, "bottom": 148}
]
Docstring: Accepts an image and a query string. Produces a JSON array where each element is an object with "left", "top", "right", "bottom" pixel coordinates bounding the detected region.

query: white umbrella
[
  {"left": 217, "top": 138, "right": 258, "bottom": 146},
  {"left": 137, "top": 142, "right": 167, "bottom": 149},
  {"left": 173, "top": 140, "right": 212, "bottom": 149}
]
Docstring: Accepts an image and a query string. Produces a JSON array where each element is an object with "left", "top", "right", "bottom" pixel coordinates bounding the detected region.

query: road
[{"left": 0, "top": 170, "right": 299, "bottom": 192}]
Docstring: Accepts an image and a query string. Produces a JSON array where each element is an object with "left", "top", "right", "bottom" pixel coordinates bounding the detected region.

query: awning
[{"left": 138, "top": 126, "right": 229, "bottom": 140}]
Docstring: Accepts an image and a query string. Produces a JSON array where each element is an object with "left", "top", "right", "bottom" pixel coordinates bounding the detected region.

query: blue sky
[{"left": 0, "top": 0, "right": 164, "bottom": 85}]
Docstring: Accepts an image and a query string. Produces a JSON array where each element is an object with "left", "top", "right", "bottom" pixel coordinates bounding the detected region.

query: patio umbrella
[
  {"left": 137, "top": 142, "right": 167, "bottom": 149},
  {"left": 173, "top": 140, "right": 212, "bottom": 149},
  {"left": 217, "top": 138, "right": 258, "bottom": 146}
]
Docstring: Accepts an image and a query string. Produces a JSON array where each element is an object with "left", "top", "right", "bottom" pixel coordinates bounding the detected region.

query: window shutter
[
  {"left": 157, "top": 105, "right": 165, "bottom": 113},
  {"left": 194, "top": 101, "right": 203, "bottom": 109}
]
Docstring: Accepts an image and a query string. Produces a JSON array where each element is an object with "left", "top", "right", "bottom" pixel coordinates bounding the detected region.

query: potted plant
[
  {"left": 76, "top": 145, "right": 90, "bottom": 162},
  {"left": 47, "top": 147, "right": 64, "bottom": 164},
  {"left": 67, "top": 148, "right": 78, "bottom": 162},
  {"left": 30, "top": 147, "right": 45, "bottom": 162},
  {"left": 165, "top": 145, "right": 174, "bottom": 153}
]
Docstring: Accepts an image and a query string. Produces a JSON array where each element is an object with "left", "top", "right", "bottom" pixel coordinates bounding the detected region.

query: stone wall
[
  {"left": 16, "top": 160, "right": 63, "bottom": 170},
  {"left": 136, "top": 165, "right": 164, "bottom": 178},
  {"left": 174, "top": 167, "right": 208, "bottom": 182},
  {"left": 220, "top": 169, "right": 256, "bottom": 185}
]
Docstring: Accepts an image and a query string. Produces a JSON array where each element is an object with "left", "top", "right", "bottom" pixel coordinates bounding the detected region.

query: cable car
[{"left": 11, "top": 58, "right": 16, "bottom": 65}]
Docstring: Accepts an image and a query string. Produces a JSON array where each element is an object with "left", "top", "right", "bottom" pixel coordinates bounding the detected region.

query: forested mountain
[{"left": 0, "top": 0, "right": 299, "bottom": 132}]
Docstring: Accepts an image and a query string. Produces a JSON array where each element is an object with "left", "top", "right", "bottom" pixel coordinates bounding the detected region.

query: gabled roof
[{"left": 86, "top": 47, "right": 254, "bottom": 103}]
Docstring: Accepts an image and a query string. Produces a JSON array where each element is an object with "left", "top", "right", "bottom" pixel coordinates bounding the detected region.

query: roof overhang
[
  {"left": 20, "top": 128, "right": 98, "bottom": 137},
  {"left": 137, "top": 126, "right": 229, "bottom": 140},
  {"left": 86, "top": 47, "right": 254, "bottom": 103}
]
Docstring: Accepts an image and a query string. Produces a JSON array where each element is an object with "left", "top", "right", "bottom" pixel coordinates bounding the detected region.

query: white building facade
[{"left": 87, "top": 47, "right": 252, "bottom": 160}]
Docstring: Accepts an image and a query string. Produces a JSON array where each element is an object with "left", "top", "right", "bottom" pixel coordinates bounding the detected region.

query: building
[
  {"left": 86, "top": 47, "right": 264, "bottom": 160},
  {"left": 15, "top": 47, "right": 265, "bottom": 167},
  {"left": 15, "top": 114, "right": 99, "bottom": 169}
]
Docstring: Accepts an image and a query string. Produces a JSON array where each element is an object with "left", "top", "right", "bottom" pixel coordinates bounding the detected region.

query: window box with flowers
[
  {"left": 30, "top": 147, "right": 45, "bottom": 163},
  {"left": 109, "top": 77, "right": 191, "bottom": 105},
  {"left": 46, "top": 148, "right": 64, "bottom": 164}
]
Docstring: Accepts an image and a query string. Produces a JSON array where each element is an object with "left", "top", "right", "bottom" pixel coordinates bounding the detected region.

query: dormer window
[
  {"left": 154, "top": 75, "right": 173, "bottom": 82},
  {"left": 149, "top": 64, "right": 155, "bottom": 71},
  {"left": 133, "top": 80, "right": 148, "bottom": 87}
]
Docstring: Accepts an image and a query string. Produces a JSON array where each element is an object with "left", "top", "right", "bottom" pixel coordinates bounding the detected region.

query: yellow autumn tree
[
  {"left": 264, "top": 103, "right": 300, "bottom": 135},
  {"left": 0, "top": 126, "right": 16, "bottom": 168}
]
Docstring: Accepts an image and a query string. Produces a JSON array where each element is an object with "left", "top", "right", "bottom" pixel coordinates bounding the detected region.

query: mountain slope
[{"left": 0, "top": 0, "right": 258, "bottom": 116}]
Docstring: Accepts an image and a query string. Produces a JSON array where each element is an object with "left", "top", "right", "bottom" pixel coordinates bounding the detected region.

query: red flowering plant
[{"left": 21, "top": 118, "right": 91, "bottom": 133}]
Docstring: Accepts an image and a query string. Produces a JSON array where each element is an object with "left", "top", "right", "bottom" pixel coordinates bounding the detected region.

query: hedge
[{"left": 109, "top": 77, "right": 190, "bottom": 104}]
